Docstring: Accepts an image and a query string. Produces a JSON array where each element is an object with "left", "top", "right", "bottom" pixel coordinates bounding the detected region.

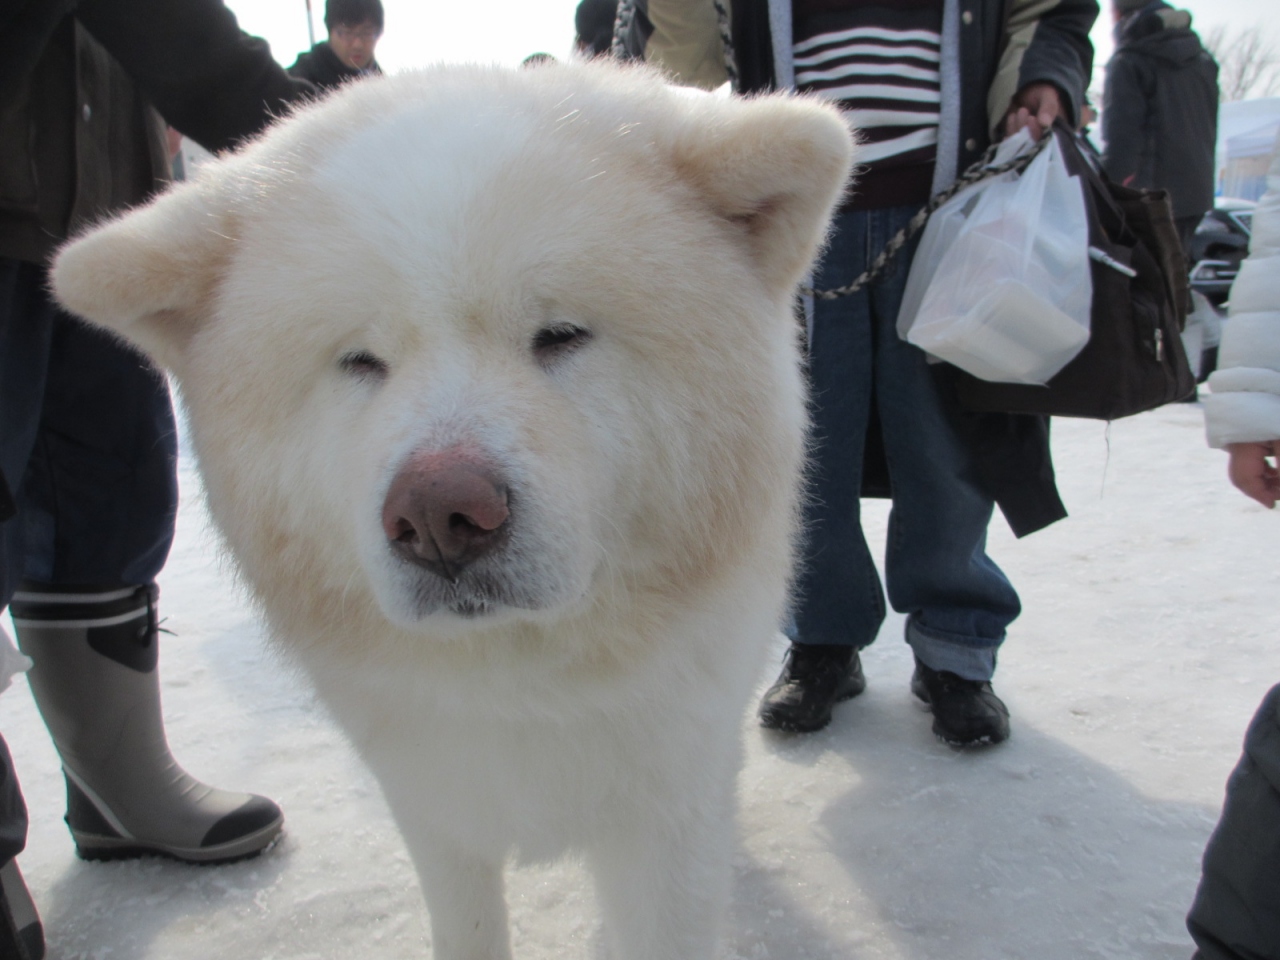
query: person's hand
[
  {"left": 1003, "top": 83, "right": 1063, "bottom": 140},
  {"left": 1226, "top": 441, "right": 1280, "bottom": 508}
]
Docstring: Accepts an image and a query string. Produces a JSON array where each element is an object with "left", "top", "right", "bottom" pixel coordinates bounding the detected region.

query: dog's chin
[{"left": 368, "top": 556, "right": 574, "bottom": 632}]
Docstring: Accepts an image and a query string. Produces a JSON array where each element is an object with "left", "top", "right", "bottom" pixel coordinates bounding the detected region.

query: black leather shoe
[
  {"left": 759, "top": 644, "right": 866, "bottom": 733},
  {"left": 910, "top": 657, "right": 1010, "bottom": 746}
]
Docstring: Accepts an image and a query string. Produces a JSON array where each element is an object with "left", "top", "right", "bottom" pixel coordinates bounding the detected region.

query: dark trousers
[
  {"left": 1176, "top": 214, "right": 1202, "bottom": 264},
  {"left": 0, "top": 258, "right": 178, "bottom": 606},
  {"left": 789, "top": 205, "right": 1021, "bottom": 682},
  {"left": 1188, "top": 684, "right": 1280, "bottom": 960},
  {"left": 0, "top": 735, "right": 26, "bottom": 868}
]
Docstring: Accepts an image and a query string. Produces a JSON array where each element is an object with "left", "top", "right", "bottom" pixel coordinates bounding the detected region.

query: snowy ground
[{"left": 1, "top": 399, "right": 1276, "bottom": 960}]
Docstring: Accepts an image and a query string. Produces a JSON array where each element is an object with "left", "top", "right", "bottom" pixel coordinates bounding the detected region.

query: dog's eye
[
  {"left": 532, "top": 324, "right": 591, "bottom": 364},
  {"left": 339, "top": 350, "right": 389, "bottom": 381}
]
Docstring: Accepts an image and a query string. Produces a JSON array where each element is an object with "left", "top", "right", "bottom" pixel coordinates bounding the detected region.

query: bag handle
[
  {"left": 802, "top": 130, "right": 1054, "bottom": 300},
  {"left": 1051, "top": 123, "right": 1135, "bottom": 248}
]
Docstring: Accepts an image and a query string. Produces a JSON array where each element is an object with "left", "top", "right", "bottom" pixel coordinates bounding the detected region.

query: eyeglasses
[{"left": 333, "top": 25, "right": 380, "bottom": 43}]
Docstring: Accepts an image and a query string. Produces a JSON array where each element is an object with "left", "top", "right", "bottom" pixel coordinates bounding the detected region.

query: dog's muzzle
[{"left": 381, "top": 448, "right": 511, "bottom": 584}]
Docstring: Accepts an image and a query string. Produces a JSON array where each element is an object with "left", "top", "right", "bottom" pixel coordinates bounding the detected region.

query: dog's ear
[
  {"left": 669, "top": 94, "right": 856, "bottom": 296},
  {"left": 50, "top": 180, "right": 237, "bottom": 372}
]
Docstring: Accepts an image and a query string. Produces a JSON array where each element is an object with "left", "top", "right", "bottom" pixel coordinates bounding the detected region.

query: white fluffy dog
[{"left": 52, "top": 64, "right": 854, "bottom": 960}]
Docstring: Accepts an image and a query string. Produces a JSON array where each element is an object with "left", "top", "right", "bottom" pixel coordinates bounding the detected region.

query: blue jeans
[
  {"left": 789, "top": 205, "right": 1020, "bottom": 682},
  {"left": 0, "top": 259, "right": 178, "bottom": 607}
]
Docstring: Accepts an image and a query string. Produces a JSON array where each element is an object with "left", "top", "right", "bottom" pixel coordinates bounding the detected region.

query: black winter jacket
[
  {"left": 288, "top": 41, "right": 382, "bottom": 91},
  {"left": 1186, "top": 684, "right": 1280, "bottom": 960},
  {"left": 0, "top": 0, "right": 313, "bottom": 265},
  {"left": 1102, "top": 2, "right": 1218, "bottom": 221}
]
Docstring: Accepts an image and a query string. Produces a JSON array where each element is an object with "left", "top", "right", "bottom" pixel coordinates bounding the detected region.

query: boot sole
[
  {"left": 71, "top": 815, "right": 284, "bottom": 865},
  {"left": 759, "top": 681, "right": 866, "bottom": 733},
  {"left": 928, "top": 723, "right": 1009, "bottom": 748}
]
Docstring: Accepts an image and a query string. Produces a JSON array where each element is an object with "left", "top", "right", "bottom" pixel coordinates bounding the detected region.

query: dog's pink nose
[{"left": 382, "top": 451, "right": 510, "bottom": 582}]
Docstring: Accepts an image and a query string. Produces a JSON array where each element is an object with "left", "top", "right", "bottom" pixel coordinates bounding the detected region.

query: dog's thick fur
[{"left": 52, "top": 64, "right": 854, "bottom": 960}]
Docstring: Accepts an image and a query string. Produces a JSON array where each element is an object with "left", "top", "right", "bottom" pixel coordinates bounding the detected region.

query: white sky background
[{"left": 223, "top": 0, "right": 1278, "bottom": 95}]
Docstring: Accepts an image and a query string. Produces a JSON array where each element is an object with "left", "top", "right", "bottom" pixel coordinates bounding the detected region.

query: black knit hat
[{"left": 1113, "top": 0, "right": 1154, "bottom": 14}]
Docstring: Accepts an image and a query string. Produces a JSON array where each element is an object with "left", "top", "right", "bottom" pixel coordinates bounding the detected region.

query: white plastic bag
[{"left": 897, "top": 130, "right": 1093, "bottom": 385}]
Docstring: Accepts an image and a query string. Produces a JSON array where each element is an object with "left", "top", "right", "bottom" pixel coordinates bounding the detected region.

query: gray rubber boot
[{"left": 9, "top": 583, "right": 283, "bottom": 864}]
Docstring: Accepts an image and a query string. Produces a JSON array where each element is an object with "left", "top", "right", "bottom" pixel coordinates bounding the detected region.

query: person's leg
[
  {"left": 1187, "top": 684, "right": 1280, "bottom": 960},
  {"left": 0, "top": 731, "right": 42, "bottom": 960},
  {"left": 869, "top": 205, "right": 1020, "bottom": 679},
  {"left": 0, "top": 732, "right": 25, "bottom": 871},
  {"left": 9, "top": 295, "right": 282, "bottom": 863},
  {"left": 0, "top": 259, "right": 56, "bottom": 607},
  {"left": 759, "top": 209, "right": 882, "bottom": 732},
  {"left": 792, "top": 209, "right": 886, "bottom": 650},
  {"left": 868, "top": 205, "right": 1020, "bottom": 744},
  {"left": 0, "top": 258, "right": 54, "bottom": 959},
  {"left": 1175, "top": 213, "right": 1201, "bottom": 265},
  {"left": 17, "top": 302, "right": 178, "bottom": 588}
]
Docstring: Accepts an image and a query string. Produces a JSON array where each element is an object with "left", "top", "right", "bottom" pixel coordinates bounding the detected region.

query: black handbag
[{"left": 950, "top": 126, "right": 1195, "bottom": 420}]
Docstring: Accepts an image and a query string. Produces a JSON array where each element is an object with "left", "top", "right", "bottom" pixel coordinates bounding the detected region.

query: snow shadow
[
  {"left": 33, "top": 838, "right": 300, "bottom": 959},
  {"left": 727, "top": 656, "right": 1220, "bottom": 960}
]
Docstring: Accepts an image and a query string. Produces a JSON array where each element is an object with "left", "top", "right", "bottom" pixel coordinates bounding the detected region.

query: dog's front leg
[
  {"left": 588, "top": 794, "right": 735, "bottom": 960},
  {"left": 368, "top": 753, "right": 513, "bottom": 959},
  {"left": 406, "top": 832, "right": 512, "bottom": 960}
]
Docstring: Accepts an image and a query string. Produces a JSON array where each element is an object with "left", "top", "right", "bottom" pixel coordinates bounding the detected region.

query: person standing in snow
[
  {"left": 1187, "top": 134, "right": 1280, "bottom": 960},
  {"left": 0, "top": 0, "right": 314, "bottom": 955},
  {"left": 616, "top": 0, "right": 1094, "bottom": 747},
  {"left": 1101, "top": 0, "right": 1218, "bottom": 255},
  {"left": 288, "top": 0, "right": 385, "bottom": 92}
]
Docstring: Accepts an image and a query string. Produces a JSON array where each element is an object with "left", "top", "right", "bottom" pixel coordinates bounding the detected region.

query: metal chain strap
[
  {"left": 711, "top": 0, "right": 739, "bottom": 89},
  {"left": 611, "top": 0, "right": 636, "bottom": 59},
  {"left": 802, "top": 131, "right": 1054, "bottom": 300}
]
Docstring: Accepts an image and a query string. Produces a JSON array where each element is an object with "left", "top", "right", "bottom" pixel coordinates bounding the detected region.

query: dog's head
[{"left": 52, "top": 64, "right": 854, "bottom": 640}]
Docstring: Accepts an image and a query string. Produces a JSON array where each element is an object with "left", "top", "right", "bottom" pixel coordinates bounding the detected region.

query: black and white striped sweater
[{"left": 793, "top": 0, "right": 943, "bottom": 208}]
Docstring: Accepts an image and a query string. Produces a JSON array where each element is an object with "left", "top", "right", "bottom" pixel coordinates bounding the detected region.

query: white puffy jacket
[{"left": 1204, "top": 136, "right": 1280, "bottom": 447}]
